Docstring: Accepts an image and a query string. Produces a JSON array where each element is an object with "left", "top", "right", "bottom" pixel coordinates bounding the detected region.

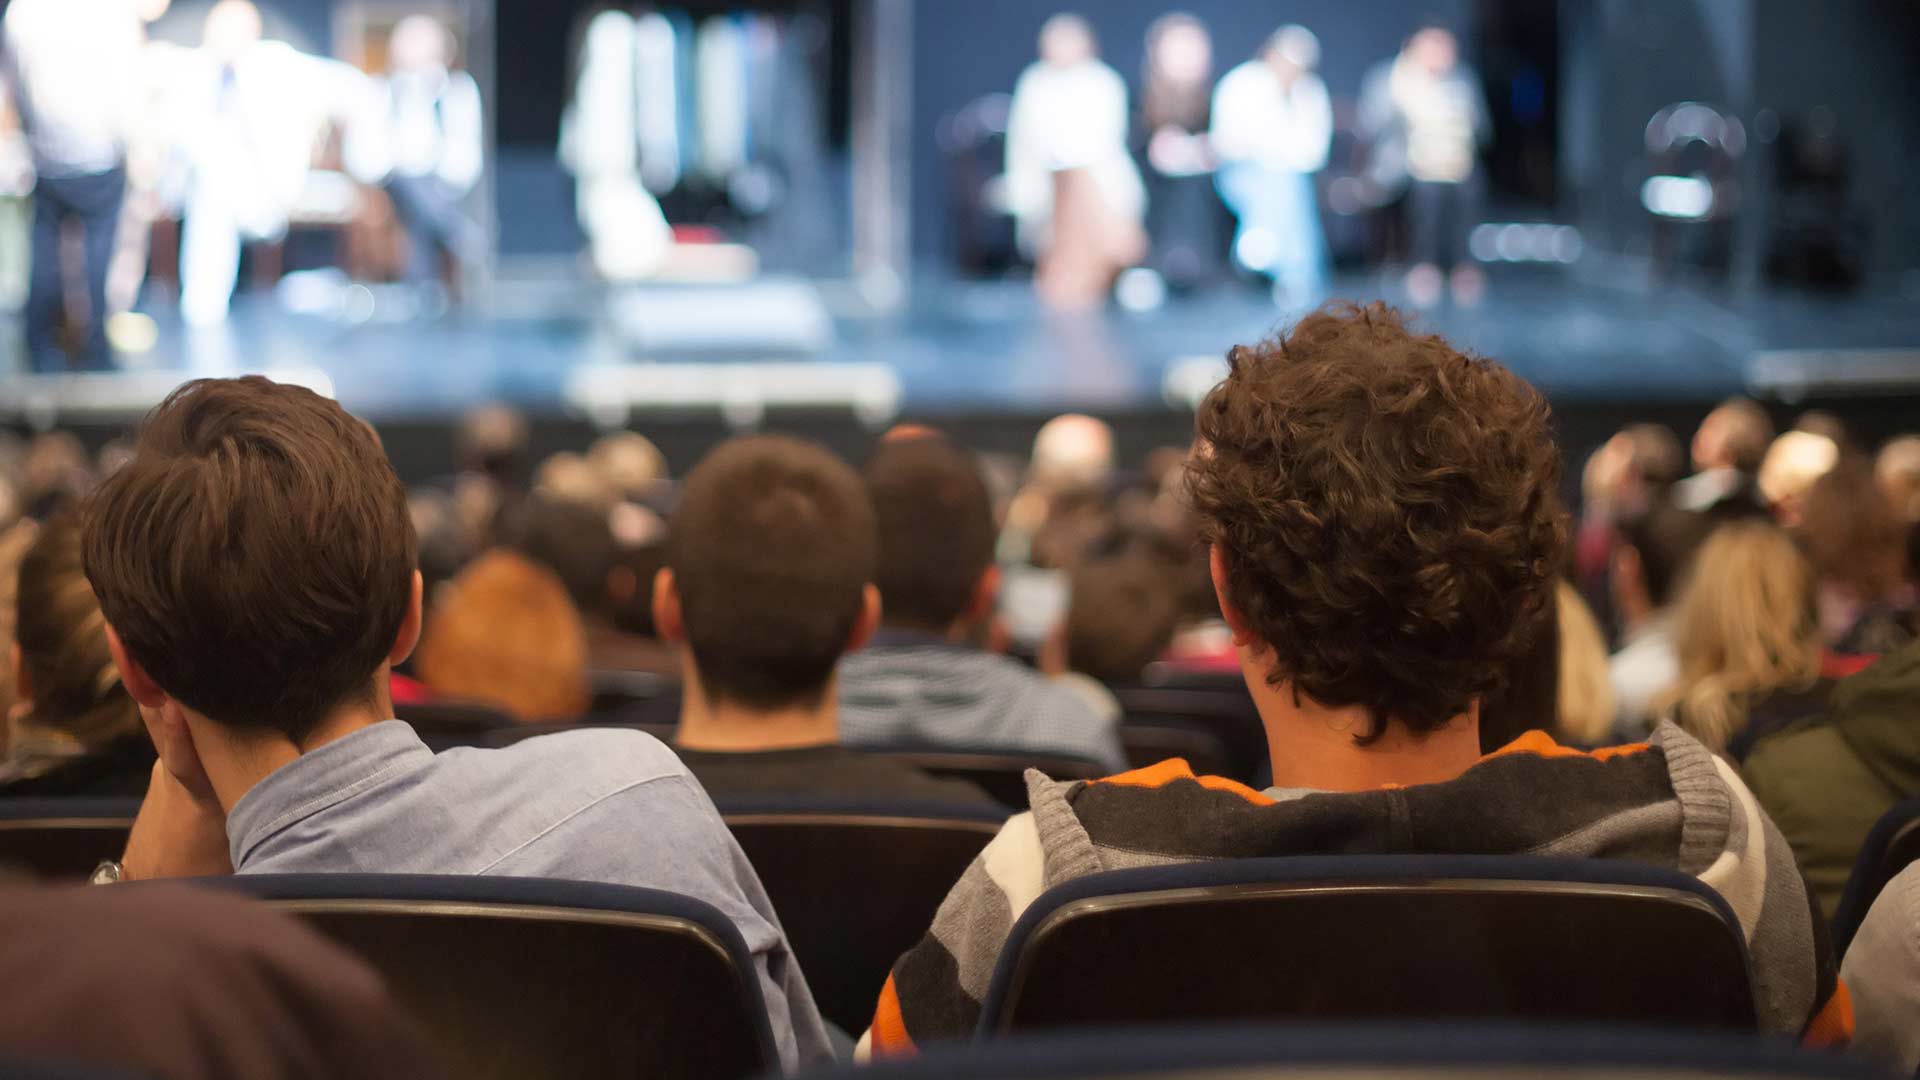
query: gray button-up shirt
[{"left": 227, "top": 720, "right": 830, "bottom": 1069}]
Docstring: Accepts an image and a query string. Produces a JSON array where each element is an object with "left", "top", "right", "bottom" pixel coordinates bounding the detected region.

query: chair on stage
[
  {"left": 716, "top": 795, "right": 1007, "bottom": 1033},
  {"left": 1830, "top": 796, "right": 1920, "bottom": 955},
  {"left": 979, "top": 856, "right": 1757, "bottom": 1035},
  {"left": 0, "top": 798, "right": 138, "bottom": 881},
  {"left": 866, "top": 751, "right": 1107, "bottom": 809},
  {"left": 788, "top": 1023, "right": 1875, "bottom": 1080},
  {"left": 192, "top": 873, "right": 776, "bottom": 1080}
]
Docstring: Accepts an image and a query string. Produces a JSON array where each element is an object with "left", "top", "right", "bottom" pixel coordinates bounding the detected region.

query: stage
[{"left": 3, "top": 261, "right": 1920, "bottom": 483}]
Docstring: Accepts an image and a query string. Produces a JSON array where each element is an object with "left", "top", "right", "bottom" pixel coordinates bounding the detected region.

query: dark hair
[
  {"left": 1618, "top": 500, "right": 1717, "bottom": 609},
  {"left": 1798, "top": 459, "right": 1909, "bottom": 600},
  {"left": 82, "top": 377, "right": 417, "bottom": 741},
  {"left": 1185, "top": 303, "right": 1566, "bottom": 742},
  {"left": 864, "top": 436, "right": 997, "bottom": 632},
  {"left": 14, "top": 510, "right": 139, "bottom": 747},
  {"left": 1705, "top": 397, "right": 1774, "bottom": 474},
  {"left": 1066, "top": 555, "right": 1181, "bottom": 685},
  {"left": 667, "top": 436, "right": 875, "bottom": 710},
  {"left": 498, "top": 494, "right": 617, "bottom": 617}
]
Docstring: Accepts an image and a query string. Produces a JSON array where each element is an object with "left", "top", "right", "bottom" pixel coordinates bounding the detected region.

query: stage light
[
  {"left": 1114, "top": 267, "right": 1166, "bottom": 313},
  {"left": 1234, "top": 228, "right": 1277, "bottom": 272},
  {"left": 1641, "top": 175, "right": 1715, "bottom": 220},
  {"left": 1469, "top": 224, "right": 1501, "bottom": 263}
]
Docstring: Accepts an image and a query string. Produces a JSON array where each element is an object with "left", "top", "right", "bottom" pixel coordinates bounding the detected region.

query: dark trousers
[
  {"left": 385, "top": 174, "right": 476, "bottom": 288},
  {"left": 1407, "top": 178, "right": 1474, "bottom": 271},
  {"left": 28, "top": 166, "right": 126, "bottom": 372}
]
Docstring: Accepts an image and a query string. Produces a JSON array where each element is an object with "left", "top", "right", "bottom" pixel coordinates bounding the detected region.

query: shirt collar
[
  {"left": 226, "top": 720, "right": 432, "bottom": 869},
  {"left": 864, "top": 627, "right": 976, "bottom": 653}
]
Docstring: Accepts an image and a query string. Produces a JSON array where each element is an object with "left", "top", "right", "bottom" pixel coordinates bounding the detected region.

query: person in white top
[
  {"left": 558, "top": 9, "right": 673, "bottom": 282},
  {"left": 345, "top": 16, "right": 483, "bottom": 294},
  {"left": 1210, "top": 24, "right": 1332, "bottom": 310},
  {"left": 1002, "top": 13, "right": 1145, "bottom": 307},
  {"left": 3, "top": 0, "right": 145, "bottom": 370}
]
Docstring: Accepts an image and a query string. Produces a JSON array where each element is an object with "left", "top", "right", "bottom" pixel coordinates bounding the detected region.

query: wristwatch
[{"left": 89, "top": 860, "right": 125, "bottom": 885}]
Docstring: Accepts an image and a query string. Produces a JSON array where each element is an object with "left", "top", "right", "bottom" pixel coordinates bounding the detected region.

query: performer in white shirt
[
  {"left": 4, "top": 0, "right": 144, "bottom": 369},
  {"left": 1003, "top": 13, "right": 1145, "bottom": 309},
  {"left": 558, "top": 9, "right": 673, "bottom": 282},
  {"left": 1210, "top": 24, "right": 1331, "bottom": 309},
  {"left": 345, "top": 15, "right": 483, "bottom": 294}
]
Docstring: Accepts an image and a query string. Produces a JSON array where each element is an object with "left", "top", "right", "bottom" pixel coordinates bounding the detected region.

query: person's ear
[
  {"left": 104, "top": 624, "right": 168, "bottom": 709},
  {"left": 963, "top": 564, "right": 1003, "bottom": 629},
  {"left": 652, "top": 568, "right": 685, "bottom": 644},
  {"left": 9, "top": 642, "right": 27, "bottom": 707},
  {"left": 1209, "top": 544, "right": 1257, "bottom": 647},
  {"left": 388, "top": 571, "right": 425, "bottom": 666},
  {"left": 846, "top": 583, "right": 882, "bottom": 653}
]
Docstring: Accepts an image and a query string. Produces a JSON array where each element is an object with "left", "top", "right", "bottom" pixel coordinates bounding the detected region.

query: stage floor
[{"left": 5, "top": 262, "right": 1920, "bottom": 425}]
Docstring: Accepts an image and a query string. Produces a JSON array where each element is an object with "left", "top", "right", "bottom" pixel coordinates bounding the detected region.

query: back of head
[
  {"left": 1758, "top": 430, "right": 1839, "bottom": 513},
  {"left": 82, "top": 377, "right": 417, "bottom": 742},
  {"left": 14, "top": 511, "right": 138, "bottom": 748},
  {"left": 588, "top": 431, "right": 668, "bottom": 502},
  {"left": 497, "top": 492, "right": 617, "bottom": 618},
  {"left": 1876, "top": 434, "right": 1920, "bottom": 523},
  {"left": 1798, "top": 457, "right": 1909, "bottom": 600},
  {"left": 1066, "top": 555, "right": 1180, "bottom": 685},
  {"left": 667, "top": 435, "right": 874, "bottom": 710},
  {"left": 1186, "top": 303, "right": 1566, "bottom": 743},
  {"left": 1621, "top": 422, "right": 1685, "bottom": 491},
  {"left": 1030, "top": 413, "right": 1115, "bottom": 496},
  {"left": 456, "top": 403, "right": 528, "bottom": 483},
  {"left": 414, "top": 549, "right": 588, "bottom": 721},
  {"left": 865, "top": 436, "right": 997, "bottom": 633},
  {"left": 1618, "top": 500, "right": 1718, "bottom": 610},
  {"left": 1663, "top": 520, "right": 1821, "bottom": 752},
  {"left": 1695, "top": 397, "right": 1773, "bottom": 474}
]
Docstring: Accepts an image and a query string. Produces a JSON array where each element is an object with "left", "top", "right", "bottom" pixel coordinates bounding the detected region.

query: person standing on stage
[
  {"left": 3, "top": 0, "right": 144, "bottom": 371},
  {"left": 1134, "top": 13, "right": 1220, "bottom": 294},
  {"left": 1210, "top": 24, "right": 1332, "bottom": 310},
  {"left": 1360, "top": 23, "right": 1490, "bottom": 308},
  {"left": 346, "top": 15, "right": 483, "bottom": 303},
  {"left": 1003, "top": 13, "right": 1145, "bottom": 310}
]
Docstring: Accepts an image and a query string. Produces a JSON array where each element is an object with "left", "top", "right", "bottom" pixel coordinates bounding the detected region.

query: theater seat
[
  {"left": 867, "top": 751, "right": 1106, "bottom": 808},
  {"left": 790, "top": 1023, "right": 1877, "bottom": 1080},
  {"left": 394, "top": 700, "right": 518, "bottom": 751},
  {"left": 188, "top": 874, "right": 776, "bottom": 1080},
  {"left": 716, "top": 796, "right": 1006, "bottom": 1033},
  {"left": 1112, "top": 685, "right": 1268, "bottom": 787},
  {"left": 1830, "top": 796, "right": 1920, "bottom": 955},
  {"left": 979, "top": 856, "right": 1757, "bottom": 1035},
  {"left": 0, "top": 798, "right": 138, "bottom": 881}
]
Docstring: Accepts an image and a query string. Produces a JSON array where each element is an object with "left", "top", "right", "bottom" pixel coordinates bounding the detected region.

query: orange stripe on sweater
[
  {"left": 1802, "top": 980, "right": 1854, "bottom": 1048},
  {"left": 1482, "top": 730, "right": 1652, "bottom": 763},
  {"left": 867, "top": 974, "right": 917, "bottom": 1057},
  {"left": 1090, "top": 758, "right": 1276, "bottom": 804}
]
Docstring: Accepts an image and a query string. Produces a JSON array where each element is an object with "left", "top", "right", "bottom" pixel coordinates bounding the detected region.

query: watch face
[{"left": 89, "top": 860, "right": 124, "bottom": 885}]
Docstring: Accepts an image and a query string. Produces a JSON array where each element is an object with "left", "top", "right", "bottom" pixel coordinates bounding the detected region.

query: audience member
[
  {"left": 839, "top": 435, "right": 1127, "bottom": 772},
  {"left": 1656, "top": 521, "right": 1829, "bottom": 760},
  {"left": 660, "top": 436, "right": 995, "bottom": 806},
  {"left": 1798, "top": 460, "right": 1917, "bottom": 656},
  {"left": 1744, "top": 638, "right": 1920, "bottom": 918},
  {"left": 1608, "top": 501, "right": 1716, "bottom": 739},
  {"left": 1875, "top": 434, "right": 1920, "bottom": 524},
  {"left": 1841, "top": 861, "right": 1920, "bottom": 1076},
  {"left": 588, "top": 430, "right": 669, "bottom": 505},
  {"left": 0, "top": 518, "right": 33, "bottom": 734},
  {"left": 1045, "top": 554, "right": 1181, "bottom": 695},
  {"left": 860, "top": 305, "right": 1842, "bottom": 1054},
  {"left": 1674, "top": 396, "right": 1771, "bottom": 514},
  {"left": 2, "top": 510, "right": 151, "bottom": 795},
  {"left": 1552, "top": 580, "right": 1615, "bottom": 747},
  {"left": 82, "top": 377, "right": 830, "bottom": 1068},
  {"left": 413, "top": 549, "right": 590, "bottom": 721},
  {"left": 0, "top": 883, "right": 444, "bottom": 1080},
  {"left": 1758, "top": 430, "right": 1839, "bottom": 527},
  {"left": 1573, "top": 423, "right": 1684, "bottom": 623},
  {"left": 1029, "top": 413, "right": 1116, "bottom": 497}
]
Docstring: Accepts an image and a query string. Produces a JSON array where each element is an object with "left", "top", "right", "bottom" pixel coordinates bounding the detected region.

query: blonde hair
[
  {"left": 414, "top": 550, "right": 590, "bottom": 722},
  {"left": 1658, "top": 522, "right": 1821, "bottom": 752},
  {"left": 1553, "top": 581, "right": 1615, "bottom": 746}
]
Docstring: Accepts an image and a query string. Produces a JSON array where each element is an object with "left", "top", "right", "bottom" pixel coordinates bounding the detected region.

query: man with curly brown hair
[{"left": 861, "top": 304, "right": 1850, "bottom": 1055}]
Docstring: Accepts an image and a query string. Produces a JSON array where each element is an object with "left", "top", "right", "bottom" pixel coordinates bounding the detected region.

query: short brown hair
[
  {"left": 865, "top": 436, "right": 996, "bottom": 632},
  {"left": 413, "top": 549, "right": 588, "bottom": 721},
  {"left": 1186, "top": 303, "right": 1565, "bottom": 742},
  {"left": 1066, "top": 555, "right": 1180, "bottom": 684},
  {"left": 83, "top": 377, "right": 416, "bottom": 741},
  {"left": 667, "top": 436, "right": 875, "bottom": 709}
]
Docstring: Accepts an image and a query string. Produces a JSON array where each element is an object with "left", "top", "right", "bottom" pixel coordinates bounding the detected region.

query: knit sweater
[{"left": 861, "top": 724, "right": 1851, "bottom": 1054}]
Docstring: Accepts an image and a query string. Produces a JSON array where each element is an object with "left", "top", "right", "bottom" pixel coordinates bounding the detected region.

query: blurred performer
[
  {"left": 1211, "top": 24, "right": 1331, "bottom": 308},
  {"left": 345, "top": 15, "right": 483, "bottom": 295},
  {"left": 175, "top": 1, "right": 358, "bottom": 326},
  {"left": 559, "top": 9, "right": 673, "bottom": 281},
  {"left": 1135, "top": 13, "right": 1219, "bottom": 293},
  {"left": 3, "top": 0, "right": 144, "bottom": 371},
  {"left": 1360, "top": 24, "right": 1489, "bottom": 308},
  {"left": 1004, "top": 13, "right": 1145, "bottom": 309},
  {"left": 106, "top": 0, "right": 191, "bottom": 324}
]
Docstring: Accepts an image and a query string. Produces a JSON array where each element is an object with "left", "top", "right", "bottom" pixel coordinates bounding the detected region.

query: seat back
[
  {"left": 868, "top": 751, "right": 1106, "bottom": 807},
  {"left": 1117, "top": 724, "right": 1238, "bottom": 782},
  {"left": 479, "top": 720, "right": 676, "bottom": 750},
  {"left": 0, "top": 799, "right": 138, "bottom": 881},
  {"left": 717, "top": 797, "right": 1006, "bottom": 1033},
  {"left": 394, "top": 701, "right": 518, "bottom": 751},
  {"left": 1112, "top": 685, "right": 1268, "bottom": 786},
  {"left": 980, "top": 856, "right": 1757, "bottom": 1035},
  {"left": 199, "top": 874, "right": 777, "bottom": 1080},
  {"left": 1831, "top": 796, "right": 1920, "bottom": 954}
]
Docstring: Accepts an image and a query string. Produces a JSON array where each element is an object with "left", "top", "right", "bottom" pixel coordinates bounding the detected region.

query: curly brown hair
[{"left": 1185, "top": 303, "right": 1566, "bottom": 742}]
